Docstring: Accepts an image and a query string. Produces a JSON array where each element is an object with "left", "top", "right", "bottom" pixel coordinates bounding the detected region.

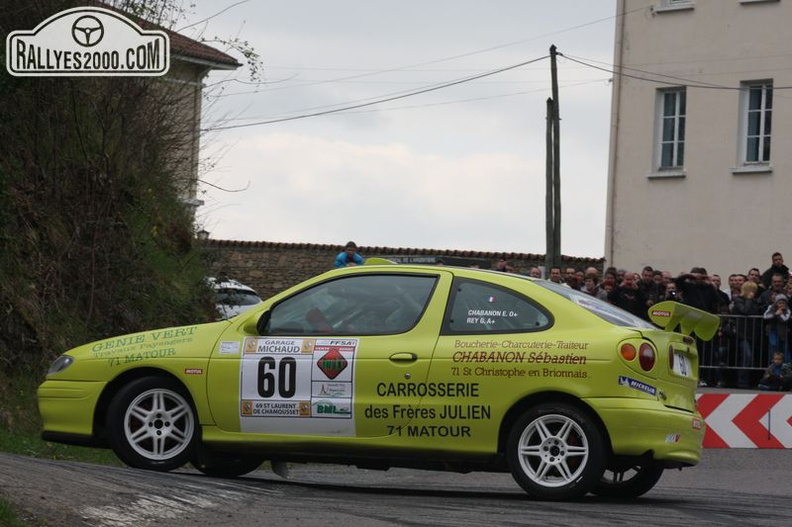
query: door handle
[{"left": 389, "top": 352, "right": 418, "bottom": 363}]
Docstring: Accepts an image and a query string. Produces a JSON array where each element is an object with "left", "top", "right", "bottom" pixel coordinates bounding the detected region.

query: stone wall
[{"left": 204, "top": 239, "right": 605, "bottom": 300}]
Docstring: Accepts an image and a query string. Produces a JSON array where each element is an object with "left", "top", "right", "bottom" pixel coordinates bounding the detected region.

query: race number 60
[{"left": 257, "top": 356, "right": 297, "bottom": 398}]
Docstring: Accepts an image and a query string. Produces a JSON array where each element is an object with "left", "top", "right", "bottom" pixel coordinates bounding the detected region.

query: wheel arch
[
  {"left": 498, "top": 391, "right": 613, "bottom": 459},
  {"left": 93, "top": 367, "right": 199, "bottom": 445}
]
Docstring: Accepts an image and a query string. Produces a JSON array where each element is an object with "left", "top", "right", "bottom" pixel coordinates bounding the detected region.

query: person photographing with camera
[
  {"left": 673, "top": 267, "right": 720, "bottom": 314},
  {"left": 664, "top": 282, "right": 680, "bottom": 302}
]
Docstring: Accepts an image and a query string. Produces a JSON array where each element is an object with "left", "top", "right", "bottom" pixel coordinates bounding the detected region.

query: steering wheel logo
[{"left": 71, "top": 15, "right": 104, "bottom": 47}]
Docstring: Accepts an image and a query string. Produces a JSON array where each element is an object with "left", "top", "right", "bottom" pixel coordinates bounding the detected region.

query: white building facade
[{"left": 606, "top": 0, "right": 791, "bottom": 277}]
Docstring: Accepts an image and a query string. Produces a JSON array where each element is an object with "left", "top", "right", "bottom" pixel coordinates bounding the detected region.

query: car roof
[
  {"left": 207, "top": 277, "right": 258, "bottom": 293},
  {"left": 351, "top": 261, "right": 539, "bottom": 281}
]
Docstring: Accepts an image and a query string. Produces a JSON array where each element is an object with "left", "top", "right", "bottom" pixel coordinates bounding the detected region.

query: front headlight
[{"left": 47, "top": 355, "right": 74, "bottom": 375}]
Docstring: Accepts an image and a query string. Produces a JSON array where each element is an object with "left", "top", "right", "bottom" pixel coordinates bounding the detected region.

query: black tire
[
  {"left": 507, "top": 403, "right": 606, "bottom": 500},
  {"left": 191, "top": 446, "right": 263, "bottom": 478},
  {"left": 106, "top": 376, "right": 198, "bottom": 472},
  {"left": 591, "top": 461, "right": 665, "bottom": 499}
]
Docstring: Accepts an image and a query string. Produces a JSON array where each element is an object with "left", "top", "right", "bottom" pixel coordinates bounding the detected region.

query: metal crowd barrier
[{"left": 696, "top": 315, "right": 772, "bottom": 388}]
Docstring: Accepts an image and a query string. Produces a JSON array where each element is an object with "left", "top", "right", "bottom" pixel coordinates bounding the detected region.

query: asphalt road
[{"left": 1, "top": 449, "right": 789, "bottom": 526}]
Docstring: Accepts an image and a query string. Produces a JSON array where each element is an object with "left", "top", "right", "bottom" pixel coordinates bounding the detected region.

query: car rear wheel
[
  {"left": 507, "top": 403, "right": 606, "bottom": 500},
  {"left": 191, "top": 446, "right": 264, "bottom": 478},
  {"left": 107, "top": 377, "right": 197, "bottom": 472},
  {"left": 591, "top": 461, "right": 665, "bottom": 498}
]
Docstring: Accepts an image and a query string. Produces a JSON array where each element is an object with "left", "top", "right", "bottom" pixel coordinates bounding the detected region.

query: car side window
[
  {"left": 444, "top": 279, "right": 551, "bottom": 334},
  {"left": 265, "top": 274, "right": 437, "bottom": 336}
]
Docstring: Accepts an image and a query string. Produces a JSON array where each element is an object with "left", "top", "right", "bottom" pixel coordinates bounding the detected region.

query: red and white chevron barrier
[{"left": 696, "top": 393, "right": 792, "bottom": 448}]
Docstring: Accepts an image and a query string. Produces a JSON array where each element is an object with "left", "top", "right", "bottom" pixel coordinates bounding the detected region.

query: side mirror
[{"left": 242, "top": 310, "right": 270, "bottom": 335}]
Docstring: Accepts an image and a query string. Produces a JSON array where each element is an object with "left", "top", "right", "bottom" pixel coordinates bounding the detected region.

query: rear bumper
[
  {"left": 37, "top": 379, "right": 105, "bottom": 440},
  {"left": 587, "top": 397, "right": 705, "bottom": 466}
]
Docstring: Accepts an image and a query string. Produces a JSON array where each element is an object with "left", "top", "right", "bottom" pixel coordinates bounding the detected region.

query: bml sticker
[{"left": 6, "top": 7, "right": 170, "bottom": 76}]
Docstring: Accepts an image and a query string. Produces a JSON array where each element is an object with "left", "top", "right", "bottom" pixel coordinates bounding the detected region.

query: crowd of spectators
[{"left": 502, "top": 252, "right": 792, "bottom": 391}]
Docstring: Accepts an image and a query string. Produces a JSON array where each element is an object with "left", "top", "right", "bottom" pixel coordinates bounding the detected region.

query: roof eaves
[
  {"left": 93, "top": 1, "right": 242, "bottom": 71},
  {"left": 172, "top": 53, "right": 241, "bottom": 71}
]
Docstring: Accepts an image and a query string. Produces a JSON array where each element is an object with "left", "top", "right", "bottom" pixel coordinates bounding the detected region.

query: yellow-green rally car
[{"left": 38, "top": 262, "right": 718, "bottom": 501}]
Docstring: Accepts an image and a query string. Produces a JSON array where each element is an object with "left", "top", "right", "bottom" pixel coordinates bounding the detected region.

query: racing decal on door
[{"left": 239, "top": 337, "right": 357, "bottom": 435}]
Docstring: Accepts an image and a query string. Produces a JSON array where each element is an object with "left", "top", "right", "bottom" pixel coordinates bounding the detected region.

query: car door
[
  {"left": 418, "top": 276, "right": 554, "bottom": 448},
  {"left": 206, "top": 270, "right": 453, "bottom": 439}
]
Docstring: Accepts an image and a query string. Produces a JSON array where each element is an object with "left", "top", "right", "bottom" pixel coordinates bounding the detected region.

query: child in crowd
[
  {"left": 763, "top": 294, "right": 791, "bottom": 363},
  {"left": 758, "top": 352, "right": 792, "bottom": 391}
]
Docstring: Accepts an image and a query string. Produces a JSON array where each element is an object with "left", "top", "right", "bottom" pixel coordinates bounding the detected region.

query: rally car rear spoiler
[{"left": 647, "top": 300, "right": 720, "bottom": 341}]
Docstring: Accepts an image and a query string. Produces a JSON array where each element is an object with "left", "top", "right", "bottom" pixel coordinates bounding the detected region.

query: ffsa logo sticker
[{"left": 6, "top": 6, "right": 169, "bottom": 76}]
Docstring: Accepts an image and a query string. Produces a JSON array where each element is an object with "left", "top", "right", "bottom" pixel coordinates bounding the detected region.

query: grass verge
[
  {"left": 0, "top": 369, "right": 121, "bottom": 525},
  {"left": 0, "top": 370, "right": 118, "bottom": 464},
  {"left": 0, "top": 496, "right": 28, "bottom": 526}
]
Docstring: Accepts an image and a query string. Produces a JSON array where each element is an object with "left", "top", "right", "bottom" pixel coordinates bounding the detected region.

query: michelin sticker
[
  {"left": 239, "top": 337, "right": 357, "bottom": 435},
  {"left": 618, "top": 375, "right": 657, "bottom": 397}
]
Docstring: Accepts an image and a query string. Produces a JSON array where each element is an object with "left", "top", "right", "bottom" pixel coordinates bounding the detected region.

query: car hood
[{"left": 55, "top": 321, "right": 231, "bottom": 380}]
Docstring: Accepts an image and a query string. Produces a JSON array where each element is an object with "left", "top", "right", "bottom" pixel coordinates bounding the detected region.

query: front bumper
[
  {"left": 588, "top": 397, "right": 705, "bottom": 466},
  {"left": 37, "top": 379, "right": 106, "bottom": 441}
]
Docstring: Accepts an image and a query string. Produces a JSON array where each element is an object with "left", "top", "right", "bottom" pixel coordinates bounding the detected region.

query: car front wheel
[
  {"left": 107, "top": 377, "right": 197, "bottom": 471},
  {"left": 507, "top": 403, "right": 606, "bottom": 500}
]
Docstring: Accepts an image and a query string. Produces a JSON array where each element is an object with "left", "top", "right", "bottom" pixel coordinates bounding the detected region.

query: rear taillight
[
  {"left": 639, "top": 343, "right": 656, "bottom": 371},
  {"left": 620, "top": 343, "right": 637, "bottom": 361}
]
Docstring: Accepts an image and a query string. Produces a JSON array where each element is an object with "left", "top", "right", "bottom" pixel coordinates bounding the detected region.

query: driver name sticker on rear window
[{"left": 239, "top": 337, "right": 358, "bottom": 435}]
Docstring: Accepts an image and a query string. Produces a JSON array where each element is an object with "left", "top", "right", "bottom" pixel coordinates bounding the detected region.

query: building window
[
  {"left": 656, "top": 88, "right": 686, "bottom": 170},
  {"left": 654, "top": 0, "right": 694, "bottom": 12},
  {"left": 741, "top": 81, "right": 772, "bottom": 164}
]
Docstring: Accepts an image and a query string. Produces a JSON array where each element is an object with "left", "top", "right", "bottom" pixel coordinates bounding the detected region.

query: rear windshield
[{"left": 534, "top": 280, "right": 655, "bottom": 329}]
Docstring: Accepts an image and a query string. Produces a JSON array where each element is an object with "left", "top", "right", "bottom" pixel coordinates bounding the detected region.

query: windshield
[
  {"left": 534, "top": 279, "right": 656, "bottom": 329},
  {"left": 216, "top": 290, "right": 262, "bottom": 306}
]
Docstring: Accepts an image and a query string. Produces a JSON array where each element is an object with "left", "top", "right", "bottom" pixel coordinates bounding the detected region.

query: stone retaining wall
[{"left": 203, "top": 239, "right": 604, "bottom": 300}]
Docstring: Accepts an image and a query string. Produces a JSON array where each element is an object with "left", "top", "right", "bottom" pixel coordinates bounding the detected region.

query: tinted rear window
[{"left": 534, "top": 280, "right": 655, "bottom": 328}]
